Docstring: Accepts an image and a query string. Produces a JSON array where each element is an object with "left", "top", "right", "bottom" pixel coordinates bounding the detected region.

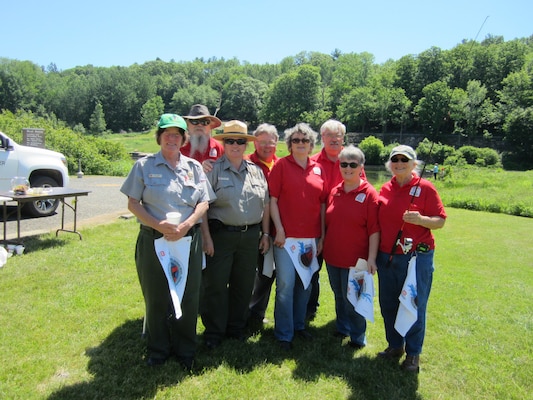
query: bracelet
[{"left": 262, "top": 233, "right": 270, "bottom": 237}]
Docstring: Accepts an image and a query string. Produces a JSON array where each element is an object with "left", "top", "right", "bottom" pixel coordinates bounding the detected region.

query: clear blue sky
[{"left": 3, "top": 0, "right": 532, "bottom": 70}]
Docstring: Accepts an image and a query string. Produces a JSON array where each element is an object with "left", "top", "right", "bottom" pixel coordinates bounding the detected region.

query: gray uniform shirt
[
  {"left": 207, "top": 155, "right": 269, "bottom": 226},
  {"left": 120, "top": 151, "right": 215, "bottom": 223}
]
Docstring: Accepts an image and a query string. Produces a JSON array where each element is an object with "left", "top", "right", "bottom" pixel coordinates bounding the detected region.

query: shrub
[
  {"left": 0, "top": 109, "right": 131, "bottom": 176},
  {"left": 457, "top": 145, "right": 501, "bottom": 167},
  {"left": 358, "top": 136, "right": 384, "bottom": 165}
]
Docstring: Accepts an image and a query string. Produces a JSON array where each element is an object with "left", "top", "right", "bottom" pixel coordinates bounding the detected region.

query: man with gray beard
[{"left": 181, "top": 104, "right": 224, "bottom": 163}]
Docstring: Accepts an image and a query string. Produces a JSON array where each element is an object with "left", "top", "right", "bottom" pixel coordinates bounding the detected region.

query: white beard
[{"left": 189, "top": 134, "right": 209, "bottom": 157}]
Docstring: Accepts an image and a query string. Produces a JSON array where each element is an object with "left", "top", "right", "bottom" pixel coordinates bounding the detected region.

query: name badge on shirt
[
  {"left": 209, "top": 148, "right": 218, "bottom": 158},
  {"left": 409, "top": 186, "right": 422, "bottom": 197},
  {"left": 148, "top": 174, "right": 163, "bottom": 178},
  {"left": 313, "top": 167, "right": 322, "bottom": 175},
  {"left": 218, "top": 177, "right": 230, "bottom": 181},
  {"left": 355, "top": 193, "right": 366, "bottom": 203}
]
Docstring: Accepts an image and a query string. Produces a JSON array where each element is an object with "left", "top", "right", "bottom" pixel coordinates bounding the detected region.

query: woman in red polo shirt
[
  {"left": 323, "top": 145, "right": 379, "bottom": 350},
  {"left": 376, "top": 145, "right": 446, "bottom": 373},
  {"left": 269, "top": 123, "right": 327, "bottom": 351}
]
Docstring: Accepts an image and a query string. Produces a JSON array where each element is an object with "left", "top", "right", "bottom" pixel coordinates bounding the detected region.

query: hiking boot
[
  {"left": 377, "top": 346, "right": 405, "bottom": 360},
  {"left": 401, "top": 355, "right": 420, "bottom": 373}
]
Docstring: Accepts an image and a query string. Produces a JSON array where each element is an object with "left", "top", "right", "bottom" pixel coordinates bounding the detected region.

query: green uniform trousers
[
  {"left": 135, "top": 225, "right": 202, "bottom": 359},
  {"left": 201, "top": 225, "right": 260, "bottom": 341}
]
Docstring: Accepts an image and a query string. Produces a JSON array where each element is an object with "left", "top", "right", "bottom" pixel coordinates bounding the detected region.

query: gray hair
[
  {"left": 253, "top": 123, "right": 279, "bottom": 140},
  {"left": 338, "top": 145, "right": 365, "bottom": 165},
  {"left": 320, "top": 119, "right": 346, "bottom": 136},
  {"left": 285, "top": 123, "right": 318, "bottom": 154}
]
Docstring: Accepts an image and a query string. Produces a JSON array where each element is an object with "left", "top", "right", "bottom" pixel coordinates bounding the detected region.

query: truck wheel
[{"left": 24, "top": 176, "right": 60, "bottom": 217}]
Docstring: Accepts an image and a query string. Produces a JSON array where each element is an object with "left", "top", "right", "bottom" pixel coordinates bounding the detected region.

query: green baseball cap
[{"left": 158, "top": 114, "right": 188, "bottom": 131}]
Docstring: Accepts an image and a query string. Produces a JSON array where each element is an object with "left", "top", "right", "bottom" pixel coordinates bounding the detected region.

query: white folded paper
[
  {"left": 394, "top": 255, "right": 418, "bottom": 336},
  {"left": 283, "top": 238, "right": 319, "bottom": 289},
  {"left": 154, "top": 236, "right": 192, "bottom": 319},
  {"left": 347, "top": 258, "right": 375, "bottom": 322}
]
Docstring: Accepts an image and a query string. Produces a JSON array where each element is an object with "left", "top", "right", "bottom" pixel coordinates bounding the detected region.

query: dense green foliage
[{"left": 1, "top": 35, "right": 533, "bottom": 168}]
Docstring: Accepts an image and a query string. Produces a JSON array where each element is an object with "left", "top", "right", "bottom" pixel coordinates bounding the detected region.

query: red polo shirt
[
  {"left": 378, "top": 175, "right": 447, "bottom": 254},
  {"left": 323, "top": 180, "right": 380, "bottom": 268},
  {"left": 181, "top": 137, "right": 224, "bottom": 163},
  {"left": 268, "top": 155, "right": 327, "bottom": 238}
]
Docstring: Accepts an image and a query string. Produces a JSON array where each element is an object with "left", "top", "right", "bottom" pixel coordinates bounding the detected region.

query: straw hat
[{"left": 213, "top": 120, "right": 256, "bottom": 142}]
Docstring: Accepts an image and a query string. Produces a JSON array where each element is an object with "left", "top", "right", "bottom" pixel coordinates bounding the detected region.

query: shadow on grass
[
  {"left": 48, "top": 319, "right": 420, "bottom": 400},
  {"left": 48, "top": 318, "right": 193, "bottom": 400},
  {"left": 8, "top": 234, "right": 69, "bottom": 254}
]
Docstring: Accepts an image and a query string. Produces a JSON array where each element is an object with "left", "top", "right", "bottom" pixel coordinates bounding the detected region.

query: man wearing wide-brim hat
[{"left": 181, "top": 104, "right": 224, "bottom": 163}]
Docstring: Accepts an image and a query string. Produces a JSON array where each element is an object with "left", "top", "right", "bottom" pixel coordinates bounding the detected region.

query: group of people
[{"left": 121, "top": 104, "right": 446, "bottom": 374}]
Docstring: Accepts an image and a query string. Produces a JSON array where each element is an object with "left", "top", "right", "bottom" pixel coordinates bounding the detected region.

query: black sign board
[{"left": 22, "top": 128, "right": 45, "bottom": 148}]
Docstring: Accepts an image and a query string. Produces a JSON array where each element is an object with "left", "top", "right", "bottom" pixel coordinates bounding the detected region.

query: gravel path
[{"left": 3, "top": 175, "right": 130, "bottom": 240}]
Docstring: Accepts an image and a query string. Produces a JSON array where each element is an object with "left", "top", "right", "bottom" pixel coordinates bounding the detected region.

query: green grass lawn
[{"left": 0, "top": 208, "right": 531, "bottom": 399}]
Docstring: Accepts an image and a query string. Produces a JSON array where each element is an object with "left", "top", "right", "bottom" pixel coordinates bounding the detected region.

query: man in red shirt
[
  {"left": 307, "top": 119, "right": 347, "bottom": 321},
  {"left": 181, "top": 104, "right": 224, "bottom": 163},
  {"left": 247, "top": 124, "right": 280, "bottom": 328}
]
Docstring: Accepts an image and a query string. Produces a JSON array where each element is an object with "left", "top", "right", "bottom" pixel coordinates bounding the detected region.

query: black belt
[
  {"left": 209, "top": 219, "right": 260, "bottom": 233},
  {"left": 224, "top": 223, "right": 260, "bottom": 232},
  {"left": 141, "top": 224, "right": 199, "bottom": 237}
]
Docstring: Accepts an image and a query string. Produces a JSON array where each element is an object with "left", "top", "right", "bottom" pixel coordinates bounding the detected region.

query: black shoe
[
  {"left": 226, "top": 331, "right": 246, "bottom": 342},
  {"left": 348, "top": 341, "right": 365, "bottom": 350},
  {"left": 145, "top": 357, "right": 167, "bottom": 367},
  {"left": 296, "top": 329, "right": 313, "bottom": 341},
  {"left": 205, "top": 338, "right": 222, "bottom": 350},
  {"left": 177, "top": 356, "right": 194, "bottom": 372},
  {"left": 377, "top": 346, "right": 405, "bottom": 360},
  {"left": 279, "top": 341, "right": 292, "bottom": 351},
  {"left": 332, "top": 331, "right": 348, "bottom": 339},
  {"left": 401, "top": 355, "right": 420, "bottom": 373}
]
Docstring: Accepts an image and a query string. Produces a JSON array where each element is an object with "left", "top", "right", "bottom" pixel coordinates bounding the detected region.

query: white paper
[
  {"left": 394, "top": 256, "right": 418, "bottom": 336},
  {"left": 154, "top": 236, "right": 192, "bottom": 319},
  {"left": 283, "top": 238, "right": 319, "bottom": 289},
  {"left": 347, "top": 259, "right": 375, "bottom": 322}
]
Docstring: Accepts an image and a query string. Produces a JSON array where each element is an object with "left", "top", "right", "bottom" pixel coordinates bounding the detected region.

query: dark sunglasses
[
  {"left": 189, "top": 119, "right": 211, "bottom": 126},
  {"left": 390, "top": 156, "right": 410, "bottom": 163},
  {"left": 291, "top": 138, "right": 310, "bottom": 144},
  {"left": 224, "top": 138, "right": 247, "bottom": 145},
  {"left": 340, "top": 162, "right": 359, "bottom": 168}
]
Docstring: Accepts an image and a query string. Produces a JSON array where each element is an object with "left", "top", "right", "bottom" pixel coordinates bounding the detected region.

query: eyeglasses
[
  {"left": 390, "top": 156, "right": 410, "bottom": 163},
  {"left": 224, "top": 138, "right": 247, "bottom": 145},
  {"left": 340, "top": 162, "right": 359, "bottom": 168},
  {"left": 323, "top": 133, "right": 344, "bottom": 139},
  {"left": 257, "top": 141, "right": 277, "bottom": 147},
  {"left": 188, "top": 119, "right": 211, "bottom": 126},
  {"left": 291, "top": 138, "right": 311, "bottom": 144}
]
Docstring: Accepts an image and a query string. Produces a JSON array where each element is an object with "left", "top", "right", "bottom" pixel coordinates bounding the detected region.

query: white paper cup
[
  {"left": 166, "top": 212, "right": 181, "bottom": 224},
  {"left": 15, "top": 245, "right": 25, "bottom": 255}
]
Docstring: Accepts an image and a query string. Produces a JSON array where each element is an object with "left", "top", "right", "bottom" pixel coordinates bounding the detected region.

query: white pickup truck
[{"left": 0, "top": 131, "right": 70, "bottom": 216}]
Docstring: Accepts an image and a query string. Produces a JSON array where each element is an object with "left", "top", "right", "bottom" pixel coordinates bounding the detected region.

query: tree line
[{"left": 1, "top": 34, "right": 532, "bottom": 169}]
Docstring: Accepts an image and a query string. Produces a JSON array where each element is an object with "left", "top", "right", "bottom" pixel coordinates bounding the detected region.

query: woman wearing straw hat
[{"left": 200, "top": 120, "right": 270, "bottom": 350}]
